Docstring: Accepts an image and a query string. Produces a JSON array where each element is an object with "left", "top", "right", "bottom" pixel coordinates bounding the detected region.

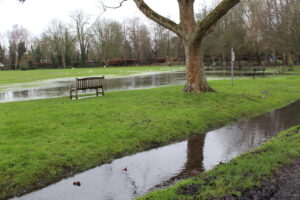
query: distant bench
[
  {"left": 253, "top": 68, "right": 265, "bottom": 78},
  {"left": 70, "top": 76, "right": 104, "bottom": 100}
]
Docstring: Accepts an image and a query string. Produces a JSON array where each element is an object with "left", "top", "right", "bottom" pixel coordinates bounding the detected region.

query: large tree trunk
[
  {"left": 183, "top": 42, "right": 214, "bottom": 93},
  {"left": 131, "top": 0, "right": 240, "bottom": 93}
]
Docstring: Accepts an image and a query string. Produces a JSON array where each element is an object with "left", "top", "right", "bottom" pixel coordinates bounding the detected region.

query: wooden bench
[
  {"left": 70, "top": 76, "right": 104, "bottom": 100},
  {"left": 253, "top": 68, "right": 265, "bottom": 78}
]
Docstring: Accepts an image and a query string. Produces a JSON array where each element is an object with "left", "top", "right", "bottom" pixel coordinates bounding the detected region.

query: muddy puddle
[
  {"left": 0, "top": 70, "right": 265, "bottom": 103},
  {"left": 12, "top": 100, "right": 300, "bottom": 200}
]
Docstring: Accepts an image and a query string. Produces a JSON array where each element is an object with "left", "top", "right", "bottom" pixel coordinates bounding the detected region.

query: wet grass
[
  {"left": 0, "top": 66, "right": 184, "bottom": 85},
  {"left": 0, "top": 76, "right": 300, "bottom": 199},
  {"left": 290, "top": 65, "right": 300, "bottom": 74},
  {"left": 138, "top": 125, "right": 300, "bottom": 200},
  {"left": 267, "top": 65, "right": 300, "bottom": 74}
]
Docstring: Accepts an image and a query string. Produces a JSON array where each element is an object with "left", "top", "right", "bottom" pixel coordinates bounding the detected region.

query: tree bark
[{"left": 183, "top": 41, "right": 214, "bottom": 93}]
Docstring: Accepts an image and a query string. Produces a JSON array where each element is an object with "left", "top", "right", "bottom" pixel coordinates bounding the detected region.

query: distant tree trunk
[
  {"left": 14, "top": 52, "right": 18, "bottom": 70},
  {"left": 272, "top": 50, "right": 276, "bottom": 65},
  {"left": 256, "top": 51, "right": 261, "bottom": 65},
  {"left": 61, "top": 49, "right": 66, "bottom": 68},
  {"left": 211, "top": 55, "right": 215, "bottom": 66},
  {"left": 287, "top": 52, "right": 294, "bottom": 66},
  {"left": 236, "top": 54, "right": 242, "bottom": 70},
  {"left": 283, "top": 52, "right": 287, "bottom": 66},
  {"left": 105, "top": 59, "right": 109, "bottom": 67},
  {"left": 220, "top": 52, "right": 226, "bottom": 69}
]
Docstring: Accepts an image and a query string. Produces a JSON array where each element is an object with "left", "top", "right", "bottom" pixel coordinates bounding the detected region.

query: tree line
[
  {"left": 0, "top": 11, "right": 184, "bottom": 69},
  {"left": 202, "top": 0, "right": 300, "bottom": 68},
  {"left": 1, "top": 0, "right": 299, "bottom": 70}
]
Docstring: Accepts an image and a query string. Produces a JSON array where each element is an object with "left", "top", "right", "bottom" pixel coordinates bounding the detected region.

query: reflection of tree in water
[
  {"left": 185, "top": 135, "right": 205, "bottom": 175},
  {"left": 155, "top": 134, "right": 206, "bottom": 188}
]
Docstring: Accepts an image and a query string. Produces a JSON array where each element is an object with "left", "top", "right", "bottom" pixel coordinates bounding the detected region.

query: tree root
[{"left": 183, "top": 83, "right": 216, "bottom": 94}]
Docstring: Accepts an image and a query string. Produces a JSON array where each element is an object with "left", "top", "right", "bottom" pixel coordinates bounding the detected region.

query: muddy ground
[{"left": 219, "top": 158, "right": 300, "bottom": 200}]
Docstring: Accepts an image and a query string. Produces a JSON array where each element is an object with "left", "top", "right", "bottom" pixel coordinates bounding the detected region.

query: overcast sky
[{"left": 0, "top": 0, "right": 211, "bottom": 37}]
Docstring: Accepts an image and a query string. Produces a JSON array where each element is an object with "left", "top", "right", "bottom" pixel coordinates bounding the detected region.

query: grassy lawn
[
  {"left": 266, "top": 65, "right": 300, "bottom": 74},
  {"left": 290, "top": 65, "right": 300, "bottom": 74},
  {"left": 138, "top": 125, "right": 300, "bottom": 200},
  {"left": 1, "top": 76, "right": 300, "bottom": 199},
  {"left": 0, "top": 66, "right": 184, "bottom": 85}
]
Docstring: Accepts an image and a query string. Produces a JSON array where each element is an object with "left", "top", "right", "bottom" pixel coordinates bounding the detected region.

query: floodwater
[
  {"left": 13, "top": 100, "right": 300, "bottom": 200},
  {"left": 0, "top": 70, "right": 260, "bottom": 103}
]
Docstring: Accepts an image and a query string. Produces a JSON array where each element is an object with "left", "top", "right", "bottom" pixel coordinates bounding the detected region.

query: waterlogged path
[{"left": 13, "top": 100, "right": 300, "bottom": 200}]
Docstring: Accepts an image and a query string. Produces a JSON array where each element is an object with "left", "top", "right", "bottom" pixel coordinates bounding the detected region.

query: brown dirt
[{"left": 219, "top": 158, "right": 300, "bottom": 200}]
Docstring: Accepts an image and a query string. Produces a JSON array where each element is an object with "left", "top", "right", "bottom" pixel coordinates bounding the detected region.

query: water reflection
[
  {"left": 0, "top": 71, "right": 254, "bottom": 103},
  {"left": 0, "top": 72, "right": 187, "bottom": 103},
  {"left": 14, "top": 100, "right": 300, "bottom": 200}
]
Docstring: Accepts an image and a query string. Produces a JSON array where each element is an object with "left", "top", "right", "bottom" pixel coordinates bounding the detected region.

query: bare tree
[
  {"left": 260, "top": 0, "right": 300, "bottom": 65},
  {"left": 71, "top": 10, "right": 91, "bottom": 66},
  {"left": 7, "top": 24, "right": 29, "bottom": 69},
  {"left": 47, "top": 21, "right": 76, "bottom": 68},
  {"left": 150, "top": 22, "right": 173, "bottom": 59},
  {"left": 128, "top": 17, "right": 142, "bottom": 62},
  {"left": 139, "top": 24, "right": 152, "bottom": 62},
  {"left": 127, "top": 17, "right": 152, "bottom": 62},
  {"left": 91, "top": 19, "right": 123, "bottom": 66}
]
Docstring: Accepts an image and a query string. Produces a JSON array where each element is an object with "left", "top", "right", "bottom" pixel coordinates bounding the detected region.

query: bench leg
[
  {"left": 102, "top": 87, "right": 104, "bottom": 96},
  {"left": 76, "top": 89, "right": 78, "bottom": 100},
  {"left": 70, "top": 89, "right": 76, "bottom": 100},
  {"left": 96, "top": 88, "right": 99, "bottom": 97}
]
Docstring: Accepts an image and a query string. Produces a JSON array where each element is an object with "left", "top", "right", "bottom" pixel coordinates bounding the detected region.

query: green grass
[
  {"left": 138, "top": 125, "right": 300, "bottom": 200},
  {"left": 266, "top": 65, "right": 300, "bottom": 74},
  {"left": 1, "top": 76, "right": 300, "bottom": 199},
  {"left": 291, "top": 65, "right": 300, "bottom": 74},
  {"left": 0, "top": 66, "right": 184, "bottom": 85}
]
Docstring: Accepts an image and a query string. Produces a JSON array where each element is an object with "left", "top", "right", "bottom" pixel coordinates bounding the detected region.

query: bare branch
[
  {"left": 192, "top": 0, "right": 240, "bottom": 44},
  {"left": 101, "top": 0, "right": 128, "bottom": 9},
  {"left": 98, "top": 0, "right": 129, "bottom": 21},
  {"left": 132, "top": 0, "right": 183, "bottom": 37}
]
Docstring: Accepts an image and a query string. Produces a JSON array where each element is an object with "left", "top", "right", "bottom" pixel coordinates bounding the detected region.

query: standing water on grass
[
  {"left": 0, "top": 70, "right": 257, "bottom": 103},
  {"left": 13, "top": 100, "right": 300, "bottom": 200},
  {"left": 0, "top": 71, "right": 186, "bottom": 102}
]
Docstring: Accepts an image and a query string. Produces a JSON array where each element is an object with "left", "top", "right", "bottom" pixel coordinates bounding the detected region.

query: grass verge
[
  {"left": 138, "top": 125, "right": 300, "bottom": 200},
  {"left": 0, "top": 76, "right": 300, "bottom": 199},
  {"left": 0, "top": 66, "right": 184, "bottom": 85}
]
